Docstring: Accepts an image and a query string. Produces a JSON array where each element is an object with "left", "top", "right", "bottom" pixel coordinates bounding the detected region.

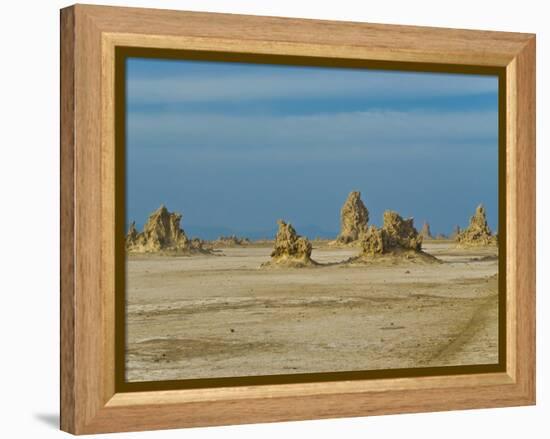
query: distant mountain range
[
  {"left": 127, "top": 221, "right": 458, "bottom": 241},
  {"left": 183, "top": 224, "right": 338, "bottom": 241}
]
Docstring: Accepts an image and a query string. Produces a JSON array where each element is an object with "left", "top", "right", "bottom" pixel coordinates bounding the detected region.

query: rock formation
[
  {"left": 126, "top": 204, "right": 207, "bottom": 254},
  {"left": 360, "top": 226, "right": 386, "bottom": 256},
  {"left": 420, "top": 221, "right": 433, "bottom": 239},
  {"left": 449, "top": 225, "right": 461, "bottom": 240},
  {"left": 262, "top": 220, "right": 316, "bottom": 267},
  {"left": 126, "top": 221, "right": 139, "bottom": 248},
  {"left": 188, "top": 237, "right": 209, "bottom": 251},
  {"left": 337, "top": 191, "right": 369, "bottom": 244},
  {"left": 212, "top": 235, "right": 251, "bottom": 247},
  {"left": 456, "top": 204, "right": 496, "bottom": 247},
  {"left": 364, "top": 211, "right": 423, "bottom": 255},
  {"left": 352, "top": 210, "right": 438, "bottom": 264}
]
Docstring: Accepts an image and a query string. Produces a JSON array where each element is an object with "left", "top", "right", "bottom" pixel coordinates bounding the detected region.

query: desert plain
[{"left": 126, "top": 241, "right": 498, "bottom": 382}]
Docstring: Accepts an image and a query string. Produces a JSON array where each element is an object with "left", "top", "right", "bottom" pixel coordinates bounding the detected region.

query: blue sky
[{"left": 126, "top": 57, "right": 499, "bottom": 239}]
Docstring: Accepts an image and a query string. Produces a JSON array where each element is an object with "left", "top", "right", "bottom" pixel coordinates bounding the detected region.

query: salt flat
[{"left": 126, "top": 242, "right": 499, "bottom": 382}]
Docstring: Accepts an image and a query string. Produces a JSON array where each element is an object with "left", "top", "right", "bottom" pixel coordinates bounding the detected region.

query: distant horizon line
[{"left": 125, "top": 220, "right": 491, "bottom": 241}]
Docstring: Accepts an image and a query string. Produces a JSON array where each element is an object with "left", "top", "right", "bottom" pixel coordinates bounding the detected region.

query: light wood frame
[{"left": 60, "top": 4, "right": 536, "bottom": 434}]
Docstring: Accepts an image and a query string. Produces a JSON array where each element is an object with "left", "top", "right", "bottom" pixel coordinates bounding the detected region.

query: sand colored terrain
[{"left": 126, "top": 241, "right": 499, "bottom": 382}]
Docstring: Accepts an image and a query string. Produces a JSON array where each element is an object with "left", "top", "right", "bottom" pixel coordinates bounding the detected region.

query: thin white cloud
[
  {"left": 127, "top": 70, "right": 497, "bottom": 104},
  {"left": 127, "top": 109, "right": 498, "bottom": 162}
]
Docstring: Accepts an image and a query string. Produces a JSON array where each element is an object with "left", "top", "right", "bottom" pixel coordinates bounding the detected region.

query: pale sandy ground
[{"left": 126, "top": 242, "right": 499, "bottom": 382}]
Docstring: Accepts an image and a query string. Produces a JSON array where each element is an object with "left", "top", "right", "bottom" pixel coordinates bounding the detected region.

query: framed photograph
[{"left": 60, "top": 4, "right": 536, "bottom": 434}]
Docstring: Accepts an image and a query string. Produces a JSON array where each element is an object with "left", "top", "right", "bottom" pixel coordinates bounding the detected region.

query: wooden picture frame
[{"left": 60, "top": 4, "right": 536, "bottom": 434}]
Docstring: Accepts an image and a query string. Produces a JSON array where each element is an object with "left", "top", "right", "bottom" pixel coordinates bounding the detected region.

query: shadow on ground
[{"left": 34, "top": 413, "right": 59, "bottom": 430}]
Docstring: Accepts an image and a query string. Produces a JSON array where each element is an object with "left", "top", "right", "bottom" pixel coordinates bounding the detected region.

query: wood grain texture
[
  {"left": 60, "top": 4, "right": 536, "bottom": 434},
  {"left": 505, "top": 57, "right": 518, "bottom": 381},
  {"left": 512, "top": 37, "right": 536, "bottom": 397},
  {"left": 100, "top": 23, "right": 116, "bottom": 407},
  {"left": 75, "top": 8, "right": 104, "bottom": 430},
  {"left": 83, "top": 4, "right": 531, "bottom": 66},
  {"left": 60, "top": 6, "right": 75, "bottom": 433}
]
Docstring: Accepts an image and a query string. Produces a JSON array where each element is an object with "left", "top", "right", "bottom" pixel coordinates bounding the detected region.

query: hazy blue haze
[{"left": 126, "top": 58, "right": 499, "bottom": 239}]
